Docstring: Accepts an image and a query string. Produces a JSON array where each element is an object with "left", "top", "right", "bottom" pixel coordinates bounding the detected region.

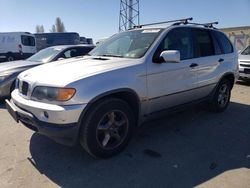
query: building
[{"left": 220, "top": 26, "right": 250, "bottom": 51}]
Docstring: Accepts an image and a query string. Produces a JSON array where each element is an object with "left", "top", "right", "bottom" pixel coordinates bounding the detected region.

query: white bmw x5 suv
[{"left": 6, "top": 18, "right": 238, "bottom": 158}]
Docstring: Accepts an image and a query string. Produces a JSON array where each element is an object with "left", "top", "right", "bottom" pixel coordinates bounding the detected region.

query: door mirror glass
[{"left": 160, "top": 50, "right": 180, "bottom": 63}]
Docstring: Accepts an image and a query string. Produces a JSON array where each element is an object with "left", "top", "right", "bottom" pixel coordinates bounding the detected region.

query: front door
[{"left": 146, "top": 27, "right": 199, "bottom": 114}]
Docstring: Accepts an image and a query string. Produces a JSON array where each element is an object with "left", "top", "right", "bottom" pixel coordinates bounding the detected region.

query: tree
[
  {"left": 50, "top": 25, "right": 56, "bottom": 32},
  {"left": 35, "top": 25, "right": 44, "bottom": 33},
  {"left": 50, "top": 17, "right": 66, "bottom": 32}
]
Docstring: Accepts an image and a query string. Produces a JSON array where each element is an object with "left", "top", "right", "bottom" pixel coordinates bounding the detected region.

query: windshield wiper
[{"left": 99, "top": 54, "right": 124, "bottom": 58}]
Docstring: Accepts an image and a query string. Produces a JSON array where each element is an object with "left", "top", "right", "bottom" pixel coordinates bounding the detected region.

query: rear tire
[
  {"left": 79, "top": 98, "right": 135, "bottom": 158},
  {"left": 208, "top": 79, "right": 232, "bottom": 113}
]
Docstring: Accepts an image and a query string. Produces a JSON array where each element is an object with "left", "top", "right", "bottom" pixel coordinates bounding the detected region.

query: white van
[{"left": 0, "top": 32, "right": 37, "bottom": 61}]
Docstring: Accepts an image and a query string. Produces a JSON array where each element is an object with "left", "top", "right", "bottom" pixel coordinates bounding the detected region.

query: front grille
[
  {"left": 240, "top": 64, "right": 250, "bottom": 67},
  {"left": 19, "top": 81, "right": 29, "bottom": 96},
  {"left": 239, "top": 61, "right": 250, "bottom": 64}
]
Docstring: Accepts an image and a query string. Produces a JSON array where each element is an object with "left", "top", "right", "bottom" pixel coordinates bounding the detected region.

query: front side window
[
  {"left": 60, "top": 47, "right": 93, "bottom": 59},
  {"left": 89, "top": 29, "right": 163, "bottom": 58},
  {"left": 194, "top": 29, "right": 215, "bottom": 57},
  {"left": 154, "top": 27, "right": 194, "bottom": 61},
  {"left": 21, "top": 35, "right": 35, "bottom": 46},
  {"left": 241, "top": 45, "right": 250, "bottom": 55}
]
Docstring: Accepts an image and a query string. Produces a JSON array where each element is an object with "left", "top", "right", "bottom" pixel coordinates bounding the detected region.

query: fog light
[{"left": 44, "top": 111, "right": 49, "bottom": 118}]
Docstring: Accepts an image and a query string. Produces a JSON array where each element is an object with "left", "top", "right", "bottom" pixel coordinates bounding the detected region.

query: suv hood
[
  {"left": 19, "top": 56, "right": 140, "bottom": 86},
  {"left": 0, "top": 60, "right": 41, "bottom": 73},
  {"left": 239, "top": 54, "right": 250, "bottom": 62}
]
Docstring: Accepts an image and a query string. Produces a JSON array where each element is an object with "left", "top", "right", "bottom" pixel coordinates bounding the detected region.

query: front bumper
[
  {"left": 239, "top": 63, "right": 250, "bottom": 79},
  {"left": 7, "top": 90, "right": 87, "bottom": 145}
]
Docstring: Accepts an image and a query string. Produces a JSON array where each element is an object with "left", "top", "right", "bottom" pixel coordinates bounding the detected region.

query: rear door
[{"left": 192, "top": 28, "right": 221, "bottom": 99}]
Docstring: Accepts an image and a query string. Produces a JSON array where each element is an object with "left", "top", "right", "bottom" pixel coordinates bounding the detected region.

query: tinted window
[
  {"left": 35, "top": 33, "right": 80, "bottom": 51},
  {"left": 78, "top": 47, "right": 93, "bottom": 54},
  {"left": 213, "top": 31, "right": 233, "bottom": 54},
  {"left": 241, "top": 45, "right": 250, "bottom": 55},
  {"left": 194, "top": 29, "right": 214, "bottom": 57},
  {"left": 211, "top": 32, "right": 222, "bottom": 55},
  {"left": 21, "top": 35, "right": 35, "bottom": 46},
  {"left": 61, "top": 47, "right": 93, "bottom": 59},
  {"left": 154, "top": 28, "right": 194, "bottom": 61}
]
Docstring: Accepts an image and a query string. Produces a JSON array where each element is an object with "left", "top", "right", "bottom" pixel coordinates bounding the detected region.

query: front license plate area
[{"left": 5, "top": 100, "right": 19, "bottom": 123}]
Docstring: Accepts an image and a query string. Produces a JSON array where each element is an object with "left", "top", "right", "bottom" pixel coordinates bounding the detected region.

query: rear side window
[
  {"left": 213, "top": 31, "right": 233, "bottom": 54},
  {"left": 21, "top": 35, "right": 35, "bottom": 46},
  {"left": 154, "top": 28, "right": 194, "bottom": 61},
  {"left": 194, "top": 29, "right": 214, "bottom": 57},
  {"left": 78, "top": 47, "right": 93, "bottom": 55}
]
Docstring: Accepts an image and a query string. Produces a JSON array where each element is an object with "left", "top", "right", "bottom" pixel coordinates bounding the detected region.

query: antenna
[{"left": 119, "top": 0, "right": 140, "bottom": 32}]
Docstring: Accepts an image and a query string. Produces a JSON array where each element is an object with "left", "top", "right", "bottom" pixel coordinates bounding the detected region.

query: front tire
[
  {"left": 6, "top": 54, "right": 14, "bottom": 62},
  {"left": 209, "top": 79, "right": 232, "bottom": 112},
  {"left": 79, "top": 98, "right": 135, "bottom": 158}
]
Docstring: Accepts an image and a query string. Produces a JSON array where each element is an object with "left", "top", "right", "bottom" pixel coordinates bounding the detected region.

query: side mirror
[{"left": 160, "top": 50, "right": 180, "bottom": 63}]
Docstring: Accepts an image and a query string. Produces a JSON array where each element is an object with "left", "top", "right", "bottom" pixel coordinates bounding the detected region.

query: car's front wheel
[
  {"left": 209, "top": 79, "right": 232, "bottom": 112},
  {"left": 79, "top": 98, "right": 135, "bottom": 158}
]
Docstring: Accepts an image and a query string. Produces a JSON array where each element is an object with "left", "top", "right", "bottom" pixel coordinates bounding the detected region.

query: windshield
[
  {"left": 89, "top": 29, "right": 163, "bottom": 58},
  {"left": 241, "top": 45, "right": 250, "bottom": 55},
  {"left": 27, "top": 47, "right": 62, "bottom": 63}
]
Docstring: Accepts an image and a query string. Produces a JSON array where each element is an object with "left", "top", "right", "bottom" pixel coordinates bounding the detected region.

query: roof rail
[
  {"left": 174, "top": 21, "right": 219, "bottom": 29},
  {"left": 133, "top": 17, "right": 193, "bottom": 29}
]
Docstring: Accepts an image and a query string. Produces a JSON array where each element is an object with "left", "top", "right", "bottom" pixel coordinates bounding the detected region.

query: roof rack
[
  {"left": 174, "top": 21, "right": 219, "bottom": 29},
  {"left": 133, "top": 17, "right": 193, "bottom": 28}
]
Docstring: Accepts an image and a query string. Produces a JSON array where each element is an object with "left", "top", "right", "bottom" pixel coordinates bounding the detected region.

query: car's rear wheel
[
  {"left": 209, "top": 79, "right": 231, "bottom": 112},
  {"left": 79, "top": 98, "right": 135, "bottom": 158}
]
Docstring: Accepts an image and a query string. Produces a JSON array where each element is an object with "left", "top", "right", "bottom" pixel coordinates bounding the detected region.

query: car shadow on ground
[
  {"left": 236, "top": 80, "right": 250, "bottom": 87},
  {"left": 29, "top": 102, "right": 250, "bottom": 188}
]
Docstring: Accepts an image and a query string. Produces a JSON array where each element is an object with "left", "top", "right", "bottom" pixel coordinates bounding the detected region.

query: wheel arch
[
  {"left": 220, "top": 72, "right": 235, "bottom": 90},
  {"left": 78, "top": 88, "right": 141, "bottom": 127}
]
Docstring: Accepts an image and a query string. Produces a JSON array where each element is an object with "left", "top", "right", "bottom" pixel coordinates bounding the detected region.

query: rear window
[
  {"left": 21, "top": 35, "right": 35, "bottom": 46},
  {"left": 194, "top": 29, "right": 214, "bottom": 57},
  {"left": 213, "top": 31, "right": 233, "bottom": 54}
]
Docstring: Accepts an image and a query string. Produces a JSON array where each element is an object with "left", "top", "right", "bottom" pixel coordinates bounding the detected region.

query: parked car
[
  {"left": 0, "top": 44, "right": 95, "bottom": 99},
  {"left": 0, "top": 32, "right": 36, "bottom": 62},
  {"left": 238, "top": 45, "right": 250, "bottom": 82},
  {"left": 35, "top": 32, "right": 80, "bottom": 51},
  {"left": 6, "top": 18, "right": 238, "bottom": 158},
  {"left": 80, "top": 37, "right": 94, "bottom": 45}
]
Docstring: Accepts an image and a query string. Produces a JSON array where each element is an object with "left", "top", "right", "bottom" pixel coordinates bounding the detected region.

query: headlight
[{"left": 31, "top": 87, "right": 76, "bottom": 101}]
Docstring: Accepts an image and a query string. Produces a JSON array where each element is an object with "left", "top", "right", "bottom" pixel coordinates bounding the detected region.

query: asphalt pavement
[{"left": 0, "top": 82, "right": 250, "bottom": 188}]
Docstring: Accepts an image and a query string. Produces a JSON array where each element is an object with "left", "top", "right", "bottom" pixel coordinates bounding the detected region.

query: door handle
[
  {"left": 218, "top": 58, "right": 224, "bottom": 63},
  {"left": 190, "top": 63, "right": 198, "bottom": 68}
]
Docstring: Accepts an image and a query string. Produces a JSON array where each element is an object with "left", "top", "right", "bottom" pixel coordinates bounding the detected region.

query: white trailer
[{"left": 0, "top": 32, "right": 37, "bottom": 61}]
